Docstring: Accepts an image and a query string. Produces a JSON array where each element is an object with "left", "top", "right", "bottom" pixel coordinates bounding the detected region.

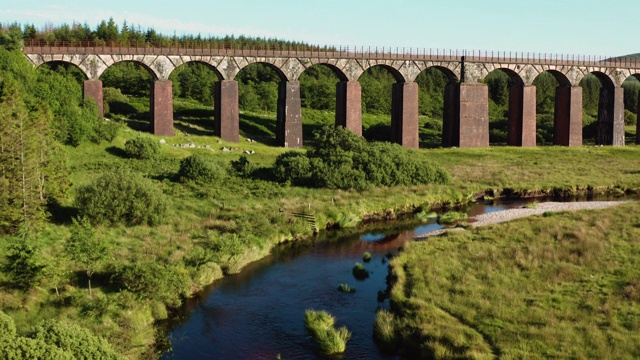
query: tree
[
  {"left": 3, "top": 227, "right": 45, "bottom": 290},
  {"left": 65, "top": 217, "right": 107, "bottom": 296},
  {"left": 0, "top": 74, "right": 52, "bottom": 231}
]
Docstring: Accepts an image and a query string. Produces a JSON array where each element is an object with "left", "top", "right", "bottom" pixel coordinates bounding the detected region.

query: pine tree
[{"left": 0, "top": 74, "right": 53, "bottom": 232}]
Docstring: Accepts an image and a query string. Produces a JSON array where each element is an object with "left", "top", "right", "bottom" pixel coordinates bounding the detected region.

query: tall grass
[
  {"left": 387, "top": 201, "right": 640, "bottom": 358},
  {"left": 304, "top": 310, "right": 351, "bottom": 355}
]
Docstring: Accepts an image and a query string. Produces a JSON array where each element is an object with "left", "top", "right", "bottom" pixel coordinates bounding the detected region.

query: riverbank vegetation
[
  {"left": 1, "top": 21, "right": 640, "bottom": 359},
  {"left": 383, "top": 201, "right": 640, "bottom": 358},
  {"left": 304, "top": 309, "right": 351, "bottom": 355}
]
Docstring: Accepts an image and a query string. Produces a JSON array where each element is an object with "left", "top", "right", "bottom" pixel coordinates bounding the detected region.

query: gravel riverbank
[{"left": 415, "top": 200, "right": 630, "bottom": 240}]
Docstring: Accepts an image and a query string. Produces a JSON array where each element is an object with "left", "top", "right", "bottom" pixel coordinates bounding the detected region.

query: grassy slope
[
  {"left": 388, "top": 202, "right": 640, "bottom": 358},
  {"left": 2, "top": 99, "right": 640, "bottom": 358}
]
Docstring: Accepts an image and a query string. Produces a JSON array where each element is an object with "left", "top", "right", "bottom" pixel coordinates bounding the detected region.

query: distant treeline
[{"left": 0, "top": 18, "right": 327, "bottom": 50}]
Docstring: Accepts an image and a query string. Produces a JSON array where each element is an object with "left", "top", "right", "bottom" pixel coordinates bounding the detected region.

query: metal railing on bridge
[{"left": 21, "top": 39, "right": 640, "bottom": 69}]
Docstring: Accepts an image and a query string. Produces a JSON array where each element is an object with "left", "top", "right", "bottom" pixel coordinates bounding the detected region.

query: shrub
[
  {"left": 362, "top": 252, "right": 372, "bottom": 262},
  {"left": 75, "top": 167, "right": 168, "bottom": 225},
  {"left": 0, "top": 311, "right": 16, "bottom": 339},
  {"left": 270, "top": 126, "right": 449, "bottom": 190},
  {"left": 31, "top": 320, "right": 124, "bottom": 359},
  {"left": 113, "top": 262, "right": 191, "bottom": 308},
  {"left": 4, "top": 235, "right": 45, "bottom": 290},
  {"left": 0, "top": 337, "right": 72, "bottom": 360},
  {"left": 177, "top": 154, "right": 228, "bottom": 184},
  {"left": 124, "top": 136, "right": 161, "bottom": 160},
  {"left": 352, "top": 262, "right": 369, "bottom": 280},
  {"left": 272, "top": 151, "right": 311, "bottom": 185},
  {"left": 304, "top": 310, "right": 351, "bottom": 355},
  {"left": 230, "top": 155, "right": 254, "bottom": 178},
  {"left": 624, "top": 109, "right": 637, "bottom": 126},
  {"left": 102, "top": 87, "right": 129, "bottom": 116}
]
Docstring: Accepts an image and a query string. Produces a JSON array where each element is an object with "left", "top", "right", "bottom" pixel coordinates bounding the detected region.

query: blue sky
[{"left": 1, "top": 0, "right": 638, "bottom": 56}]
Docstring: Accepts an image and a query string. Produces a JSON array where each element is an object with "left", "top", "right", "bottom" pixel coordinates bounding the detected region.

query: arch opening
[
  {"left": 358, "top": 65, "right": 408, "bottom": 145},
  {"left": 38, "top": 61, "right": 88, "bottom": 84},
  {"left": 415, "top": 66, "right": 459, "bottom": 148},
  {"left": 484, "top": 68, "right": 529, "bottom": 146},
  {"left": 168, "top": 61, "right": 222, "bottom": 137},
  {"left": 531, "top": 70, "right": 581, "bottom": 146},
  {"left": 99, "top": 60, "right": 155, "bottom": 132},
  {"left": 235, "top": 62, "right": 290, "bottom": 146},
  {"left": 298, "top": 64, "right": 345, "bottom": 146},
  {"left": 622, "top": 75, "right": 640, "bottom": 144},
  {"left": 580, "top": 71, "right": 624, "bottom": 145}
]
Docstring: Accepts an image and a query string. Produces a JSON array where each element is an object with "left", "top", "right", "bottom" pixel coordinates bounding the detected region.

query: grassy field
[
  {"left": 385, "top": 201, "right": 640, "bottom": 358},
  {"left": 2, "top": 99, "right": 640, "bottom": 358}
]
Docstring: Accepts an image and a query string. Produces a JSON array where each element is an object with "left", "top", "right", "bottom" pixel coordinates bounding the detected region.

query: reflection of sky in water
[
  {"left": 414, "top": 223, "right": 444, "bottom": 236},
  {"left": 360, "top": 232, "right": 387, "bottom": 242}
]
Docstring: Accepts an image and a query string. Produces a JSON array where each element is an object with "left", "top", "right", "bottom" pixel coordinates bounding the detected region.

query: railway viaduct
[{"left": 22, "top": 42, "right": 640, "bottom": 148}]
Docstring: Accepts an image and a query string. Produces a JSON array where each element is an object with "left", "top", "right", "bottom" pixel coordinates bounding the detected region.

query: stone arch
[
  {"left": 167, "top": 59, "right": 224, "bottom": 81},
  {"left": 587, "top": 70, "right": 624, "bottom": 145},
  {"left": 166, "top": 60, "right": 224, "bottom": 138},
  {"left": 357, "top": 64, "right": 418, "bottom": 147},
  {"left": 414, "top": 66, "right": 460, "bottom": 148},
  {"left": 484, "top": 67, "right": 534, "bottom": 146},
  {"left": 531, "top": 70, "right": 580, "bottom": 146},
  {"left": 626, "top": 73, "right": 640, "bottom": 144},
  {"left": 103, "top": 58, "right": 160, "bottom": 81},
  {"left": 28, "top": 55, "right": 92, "bottom": 80},
  {"left": 36, "top": 60, "right": 89, "bottom": 82},
  {"left": 532, "top": 69, "right": 571, "bottom": 87},
  {"left": 298, "top": 62, "right": 348, "bottom": 82},
  {"left": 358, "top": 63, "right": 405, "bottom": 83}
]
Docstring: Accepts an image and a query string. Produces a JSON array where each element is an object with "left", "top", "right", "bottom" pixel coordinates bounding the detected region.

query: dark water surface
[{"left": 160, "top": 197, "right": 611, "bottom": 359}]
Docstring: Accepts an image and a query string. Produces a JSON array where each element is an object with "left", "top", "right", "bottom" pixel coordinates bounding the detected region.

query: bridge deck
[{"left": 22, "top": 41, "right": 640, "bottom": 69}]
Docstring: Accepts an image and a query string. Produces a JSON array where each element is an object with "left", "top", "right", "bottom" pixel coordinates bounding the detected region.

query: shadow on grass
[
  {"left": 240, "top": 114, "right": 278, "bottom": 146},
  {"left": 47, "top": 200, "right": 78, "bottom": 225},
  {"left": 106, "top": 146, "right": 128, "bottom": 159},
  {"left": 174, "top": 123, "right": 214, "bottom": 137},
  {"left": 122, "top": 118, "right": 151, "bottom": 133},
  {"left": 174, "top": 108, "right": 214, "bottom": 119}
]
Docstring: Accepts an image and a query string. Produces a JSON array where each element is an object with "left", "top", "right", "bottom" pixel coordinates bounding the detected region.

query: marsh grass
[
  {"left": 388, "top": 202, "right": 640, "bottom": 358},
  {"left": 304, "top": 310, "right": 351, "bottom": 355},
  {"left": 437, "top": 211, "right": 468, "bottom": 225},
  {"left": 373, "top": 309, "right": 398, "bottom": 352},
  {"left": 337, "top": 283, "right": 355, "bottom": 293},
  {"left": 352, "top": 262, "right": 369, "bottom": 280}
]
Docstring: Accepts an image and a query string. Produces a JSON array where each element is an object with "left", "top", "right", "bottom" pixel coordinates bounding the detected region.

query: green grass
[
  {"left": 387, "top": 201, "right": 640, "bottom": 358},
  {"left": 304, "top": 309, "right": 351, "bottom": 355},
  {"left": 4, "top": 101, "right": 640, "bottom": 358}
]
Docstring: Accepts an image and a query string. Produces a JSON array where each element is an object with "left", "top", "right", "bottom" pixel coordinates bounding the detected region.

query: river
[{"left": 160, "top": 198, "right": 569, "bottom": 359}]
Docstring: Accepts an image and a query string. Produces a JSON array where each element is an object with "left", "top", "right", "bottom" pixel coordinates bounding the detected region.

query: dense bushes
[
  {"left": 113, "top": 263, "right": 190, "bottom": 308},
  {"left": 268, "top": 126, "right": 450, "bottom": 190},
  {"left": 0, "top": 312, "right": 123, "bottom": 359},
  {"left": 74, "top": 167, "right": 168, "bottom": 225},
  {"left": 124, "top": 136, "right": 160, "bottom": 159},
  {"left": 178, "top": 153, "right": 228, "bottom": 184}
]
